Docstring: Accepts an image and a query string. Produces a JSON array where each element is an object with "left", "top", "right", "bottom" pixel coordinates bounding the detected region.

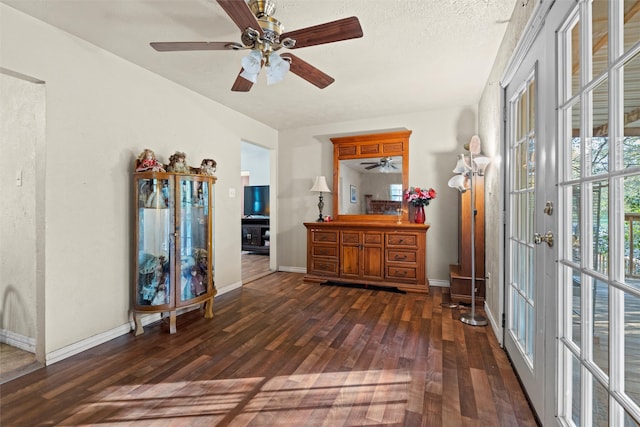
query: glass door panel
[
  {"left": 136, "top": 177, "right": 172, "bottom": 307},
  {"left": 177, "top": 177, "right": 211, "bottom": 305}
]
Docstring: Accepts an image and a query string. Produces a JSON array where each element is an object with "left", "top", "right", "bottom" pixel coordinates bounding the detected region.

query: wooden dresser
[{"left": 304, "top": 222, "right": 429, "bottom": 293}]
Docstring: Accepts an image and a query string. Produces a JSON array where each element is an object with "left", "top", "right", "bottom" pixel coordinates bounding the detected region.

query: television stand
[{"left": 242, "top": 217, "right": 270, "bottom": 254}]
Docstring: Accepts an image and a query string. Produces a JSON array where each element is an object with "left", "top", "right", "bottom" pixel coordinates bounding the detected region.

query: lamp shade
[
  {"left": 447, "top": 175, "right": 467, "bottom": 192},
  {"left": 241, "top": 50, "right": 262, "bottom": 74},
  {"left": 310, "top": 176, "right": 331, "bottom": 193},
  {"left": 465, "top": 135, "right": 481, "bottom": 155},
  {"left": 266, "top": 53, "right": 290, "bottom": 85},
  {"left": 239, "top": 69, "right": 258, "bottom": 83},
  {"left": 453, "top": 154, "right": 470, "bottom": 174},
  {"left": 473, "top": 155, "right": 491, "bottom": 175}
]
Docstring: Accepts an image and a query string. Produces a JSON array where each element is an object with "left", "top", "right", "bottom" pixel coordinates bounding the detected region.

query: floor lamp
[{"left": 448, "top": 136, "right": 490, "bottom": 326}]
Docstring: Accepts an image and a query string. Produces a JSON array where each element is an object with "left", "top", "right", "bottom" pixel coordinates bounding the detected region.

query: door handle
[{"left": 534, "top": 231, "right": 554, "bottom": 247}]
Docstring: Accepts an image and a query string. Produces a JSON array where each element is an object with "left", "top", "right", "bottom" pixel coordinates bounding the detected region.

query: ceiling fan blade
[
  {"left": 280, "top": 53, "right": 334, "bottom": 89},
  {"left": 231, "top": 68, "right": 254, "bottom": 92},
  {"left": 216, "top": 0, "right": 263, "bottom": 36},
  {"left": 360, "top": 162, "right": 378, "bottom": 165},
  {"left": 281, "top": 17, "right": 363, "bottom": 49},
  {"left": 150, "top": 41, "right": 240, "bottom": 52},
  {"left": 365, "top": 164, "right": 381, "bottom": 170}
]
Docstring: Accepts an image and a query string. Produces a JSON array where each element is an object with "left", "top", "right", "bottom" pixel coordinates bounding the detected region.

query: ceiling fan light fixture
[
  {"left": 239, "top": 68, "right": 259, "bottom": 83},
  {"left": 266, "top": 52, "right": 290, "bottom": 85},
  {"left": 241, "top": 50, "right": 263, "bottom": 74}
]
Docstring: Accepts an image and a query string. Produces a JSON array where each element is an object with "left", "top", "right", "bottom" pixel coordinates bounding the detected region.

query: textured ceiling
[{"left": 2, "top": 0, "right": 518, "bottom": 130}]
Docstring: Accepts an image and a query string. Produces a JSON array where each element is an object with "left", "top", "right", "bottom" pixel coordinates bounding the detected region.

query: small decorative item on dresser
[{"left": 403, "top": 186, "right": 436, "bottom": 224}]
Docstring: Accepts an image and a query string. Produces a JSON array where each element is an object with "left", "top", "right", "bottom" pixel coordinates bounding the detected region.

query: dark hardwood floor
[{"left": 0, "top": 272, "right": 537, "bottom": 426}]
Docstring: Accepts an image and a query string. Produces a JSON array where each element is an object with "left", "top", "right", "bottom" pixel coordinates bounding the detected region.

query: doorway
[
  {"left": 0, "top": 70, "right": 46, "bottom": 381},
  {"left": 241, "top": 141, "right": 272, "bottom": 283}
]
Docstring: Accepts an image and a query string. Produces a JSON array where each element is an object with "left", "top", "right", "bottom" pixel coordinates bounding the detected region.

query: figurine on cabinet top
[
  {"left": 200, "top": 159, "right": 217, "bottom": 177},
  {"left": 136, "top": 149, "right": 165, "bottom": 172},
  {"left": 167, "top": 151, "right": 191, "bottom": 174}
]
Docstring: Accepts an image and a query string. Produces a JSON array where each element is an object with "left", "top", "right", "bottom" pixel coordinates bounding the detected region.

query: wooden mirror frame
[{"left": 331, "top": 130, "right": 411, "bottom": 223}]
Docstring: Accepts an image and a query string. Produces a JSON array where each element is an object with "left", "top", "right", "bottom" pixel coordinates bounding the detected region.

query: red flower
[{"left": 404, "top": 186, "right": 437, "bottom": 207}]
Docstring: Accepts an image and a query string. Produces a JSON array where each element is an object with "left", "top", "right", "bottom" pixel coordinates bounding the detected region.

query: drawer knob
[{"left": 395, "top": 254, "right": 407, "bottom": 260}]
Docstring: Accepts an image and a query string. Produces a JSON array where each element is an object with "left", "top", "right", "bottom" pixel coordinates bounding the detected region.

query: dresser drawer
[
  {"left": 312, "top": 230, "right": 338, "bottom": 244},
  {"left": 386, "top": 233, "right": 418, "bottom": 247},
  {"left": 310, "top": 259, "right": 339, "bottom": 276},
  {"left": 312, "top": 245, "right": 338, "bottom": 258},
  {"left": 386, "top": 265, "right": 418, "bottom": 281},
  {"left": 386, "top": 250, "right": 417, "bottom": 263},
  {"left": 342, "top": 231, "right": 360, "bottom": 244}
]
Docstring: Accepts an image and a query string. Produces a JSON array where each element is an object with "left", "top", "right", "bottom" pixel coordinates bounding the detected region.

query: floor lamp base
[{"left": 460, "top": 312, "right": 488, "bottom": 326}]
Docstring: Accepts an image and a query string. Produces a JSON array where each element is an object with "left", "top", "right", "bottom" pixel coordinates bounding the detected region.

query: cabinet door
[
  {"left": 135, "top": 176, "right": 173, "bottom": 308},
  {"left": 341, "top": 231, "right": 361, "bottom": 277},
  {"left": 362, "top": 231, "right": 384, "bottom": 280},
  {"left": 340, "top": 230, "right": 384, "bottom": 280},
  {"left": 176, "top": 176, "right": 212, "bottom": 305}
]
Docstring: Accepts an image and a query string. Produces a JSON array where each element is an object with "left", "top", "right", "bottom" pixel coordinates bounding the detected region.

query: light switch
[{"left": 228, "top": 188, "right": 236, "bottom": 198}]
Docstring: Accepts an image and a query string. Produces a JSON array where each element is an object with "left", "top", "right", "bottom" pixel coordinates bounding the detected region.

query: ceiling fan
[
  {"left": 150, "top": 0, "right": 363, "bottom": 92},
  {"left": 360, "top": 157, "right": 398, "bottom": 171}
]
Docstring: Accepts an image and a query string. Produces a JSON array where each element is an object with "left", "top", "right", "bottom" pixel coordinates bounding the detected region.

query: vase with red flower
[{"left": 404, "top": 186, "right": 437, "bottom": 224}]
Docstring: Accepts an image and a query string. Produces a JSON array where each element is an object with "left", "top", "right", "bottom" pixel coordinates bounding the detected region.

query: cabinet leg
[
  {"left": 133, "top": 313, "right": 144, "bottom": 336},
  {"left": 204, "top": 297, "right": 214, "bottom": 319},
  {"left": 169, "top": 311, "right": 177, "bottom": 334}
]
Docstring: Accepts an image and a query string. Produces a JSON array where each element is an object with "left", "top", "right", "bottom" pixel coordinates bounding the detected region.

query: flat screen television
[{"left": 243, "top": 185, "right": 270, "bottom": 217}]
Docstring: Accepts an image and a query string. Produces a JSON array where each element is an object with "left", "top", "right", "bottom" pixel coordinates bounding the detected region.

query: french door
[
  {"left": 503, "top": 17, "right": 555, "bottom": 421},
  {"left": 556, "top": 1, "right": 640, "bottom": 426}
]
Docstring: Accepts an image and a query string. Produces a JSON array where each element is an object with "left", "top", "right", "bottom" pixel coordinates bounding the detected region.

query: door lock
[
  {"left": 534, "top": 231, "right": 554, "bottom": 247},
  {"left": 544, "top": 201, "right": 553, "bottom": 215}
]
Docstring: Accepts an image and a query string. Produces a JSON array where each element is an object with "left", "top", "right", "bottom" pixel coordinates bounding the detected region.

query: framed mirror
[{"left": 331, "top": 131, "right": 411, "bottom": 222}]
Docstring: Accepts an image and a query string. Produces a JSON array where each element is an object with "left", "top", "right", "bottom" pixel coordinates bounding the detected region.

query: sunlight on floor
[{"left": 60, "top": 369, "right": 411, "bottom": 425}]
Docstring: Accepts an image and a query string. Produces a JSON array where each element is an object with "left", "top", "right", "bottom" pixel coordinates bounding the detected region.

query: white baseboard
[
  {"left": 216, "top": 281, "right": 242, "bottom": 295},
  {"left": 428, "top": 279, "right": 449, "bottom": 287},
  {"left": 277, "top": 266, "right": 306, "bottom": 274},
  {"left": 0, "top": 329, "right": 35, "bottom": 353},
  {"left": 43, "top": 280, "right": 244, "bottom": 366},
  {"left": 484, "top": 302, "right": 503, "bottom": 346},
  {"left": 45, "top": 305, "right": 201, "bottom": 365}
]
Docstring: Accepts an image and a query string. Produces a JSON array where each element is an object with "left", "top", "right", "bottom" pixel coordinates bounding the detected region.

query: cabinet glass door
[
  {"left": 136, "top": 177, "right": 173, "bottom": 307},
  {"left": 177, "top": 176, "right": 212, "bottom": 305}
]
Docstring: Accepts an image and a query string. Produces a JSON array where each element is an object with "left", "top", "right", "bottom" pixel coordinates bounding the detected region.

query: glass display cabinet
[{"left": 132, "top": 172, "right": 216, "bottom": 335}]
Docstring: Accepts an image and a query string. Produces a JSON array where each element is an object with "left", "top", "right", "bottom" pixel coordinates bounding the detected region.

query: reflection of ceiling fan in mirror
[
  {"left": 360, "top": 157, "right": 398, "bottom": 171},
  {"left": 150, "top": 0, "right": 363, "bottom": 92}
]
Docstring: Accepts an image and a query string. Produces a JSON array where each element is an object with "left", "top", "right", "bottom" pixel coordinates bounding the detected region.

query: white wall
[
  {"left": 0, "top": 4, "right": 277, "bottom": 359},
  {"left": 277, "top": 107, "right": 478, "bottom": 283},
  {"left": 241, "top": 141, "right": 270, "bottom": 186}
]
